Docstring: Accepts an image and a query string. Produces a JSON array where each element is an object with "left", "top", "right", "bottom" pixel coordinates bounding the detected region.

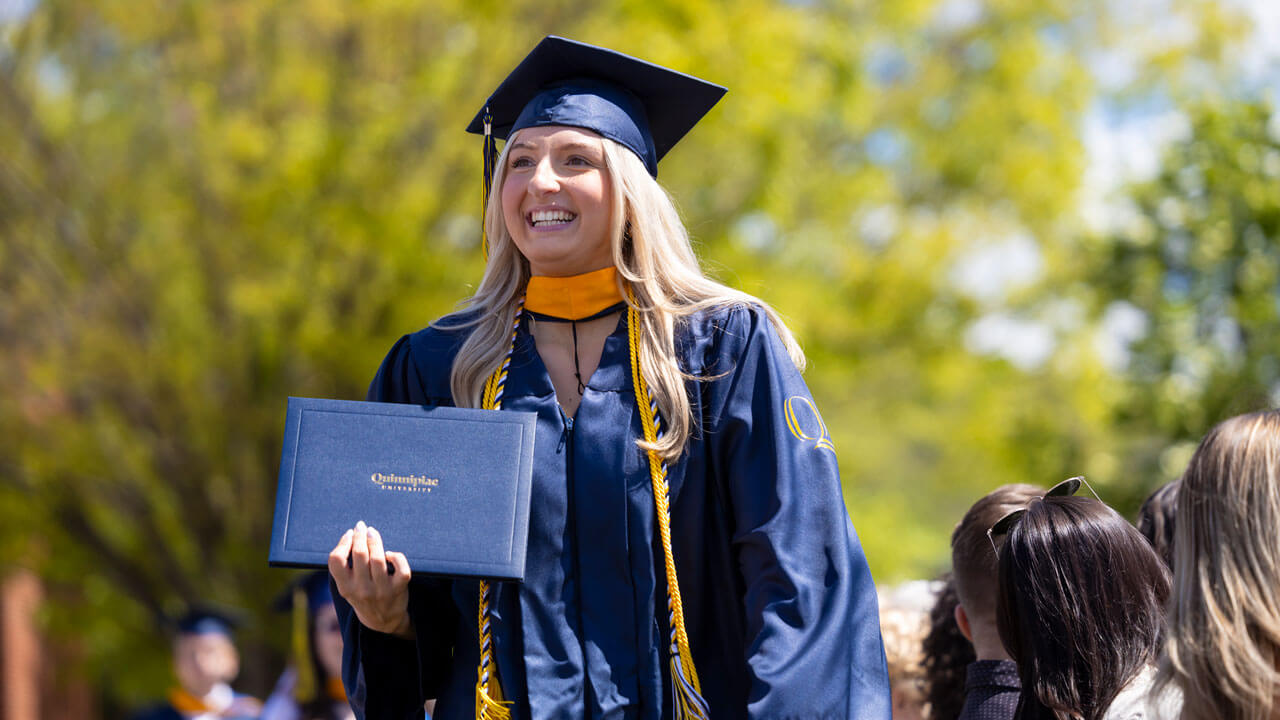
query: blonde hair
[
  {"left": 1157, "top": 410, "right": 1280, "bottom": 720},
  {"left": 441, "top": 129, "right": 804, "bottom": 460}
]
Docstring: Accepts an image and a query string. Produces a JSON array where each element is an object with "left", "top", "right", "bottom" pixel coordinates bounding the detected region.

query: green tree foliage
[
  {"left": 1077, "top": 99, "right": 1280, "bottom": 498},
  {"left": 0, "top": 0, "right": 1256, "bottom": 706}
]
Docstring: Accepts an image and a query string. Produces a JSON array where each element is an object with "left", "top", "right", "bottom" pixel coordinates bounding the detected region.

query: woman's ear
[{"left": 954, "top": 603, "right": 974, "bottom": 643}]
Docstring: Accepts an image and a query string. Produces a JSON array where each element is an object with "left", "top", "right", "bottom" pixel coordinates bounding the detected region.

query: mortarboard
[
  {"left": 465, "top": 36, "right": 726, "bottom": 179},
  {"left": 271, "top": 570, "right": 334, "bottom": 614},
  {"left": 174, "top": 607, "right": 239, "bottom": 638}
]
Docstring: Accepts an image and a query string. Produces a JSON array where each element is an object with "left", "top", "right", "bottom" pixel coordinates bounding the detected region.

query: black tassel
[{"left": 482, "top": 105, "right": 498, "bottom": 260}]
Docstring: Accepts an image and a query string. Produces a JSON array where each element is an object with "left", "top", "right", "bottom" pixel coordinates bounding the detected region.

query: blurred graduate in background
[
  {"left": 132, "top": 609, "right": 263, "bottom": 720},
  {"left": 261, "top": 571, "right": 368, "bottom": 720}
]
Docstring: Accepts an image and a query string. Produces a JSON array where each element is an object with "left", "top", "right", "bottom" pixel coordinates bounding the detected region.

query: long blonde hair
[
  {"left": 441, "top": 129, "right": 804, "bottom": 460},
  {"left": 1157, "top": 409, "right": 1280, "bottom": 720}
]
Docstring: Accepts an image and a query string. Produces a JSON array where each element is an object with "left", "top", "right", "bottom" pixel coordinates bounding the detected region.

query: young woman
[
  {"left": 1158, "top": 410, "right": 1280, "bottom": 720},
  {"left": 993, "top": 484, "right": 1176, "bottom": 720},
  {"left": 326, "top": 37, "right": 889, "bottom": 720}
]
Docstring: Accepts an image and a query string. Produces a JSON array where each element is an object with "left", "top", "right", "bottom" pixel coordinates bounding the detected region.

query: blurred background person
[
  {"left": 880, "top": 604, "right": 929, "bottom": 720},
  {"left": 921, "top": 575, "right": 973, "bottom": 720},
  {"left": 1158, "top": 410, "right": 1280, "bottom": 720},
  {"left": 881, "top": 580, "right": 939, "bottom": 720},
  {"left": 261, "top": 572, "right": 365, "bottom": 720},
  {"left": 132, "top": 609, "right": 262, "bottom": 720},
  {"left": 994, "top": 480, "right": 1177, "bottom": 720}
]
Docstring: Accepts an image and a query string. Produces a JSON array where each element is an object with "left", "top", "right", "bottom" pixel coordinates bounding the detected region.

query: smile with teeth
[{"left": 529, "top": 209, "right": 577, "bottom": 227}]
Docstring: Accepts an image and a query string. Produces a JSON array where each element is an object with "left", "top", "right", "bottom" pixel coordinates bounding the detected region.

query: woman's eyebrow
[{"left": 559, "top": 142, "right": 603, "bottom": 155}]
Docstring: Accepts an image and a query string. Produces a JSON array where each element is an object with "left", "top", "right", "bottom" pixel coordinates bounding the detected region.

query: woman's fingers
[
  {"left": 326, "top": 523, "right": 411, "bottom": 636},
  {"left": 386, "top": 551, "right": 411, "bottom": 582},
  {"left": 328, "top": 528, "right": 355, "bottom": 578},
  {"left": 350, "top": 520, "right": 370, "bottom": 579},
  {"left": 367, "top": 526, "right": 390, "bottom": 577}
]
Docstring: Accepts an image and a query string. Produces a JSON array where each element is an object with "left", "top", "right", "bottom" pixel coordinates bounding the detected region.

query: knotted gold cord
[
  {"left": 626, "top": 296, "right": 710, "bottom": 720},
  {"left": 474, "top": 300, "right": 523, "bottom": 720},
  {"left": 473, "top": 291, "right": 709, "bottom": 718}
]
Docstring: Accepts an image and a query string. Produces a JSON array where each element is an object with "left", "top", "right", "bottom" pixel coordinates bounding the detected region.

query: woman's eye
[
  {"left": 510, "top": 157, "right": 533, "bottom": 168},
  {"left": 567, "top": 155, "right": 596, "bottom": 167}
]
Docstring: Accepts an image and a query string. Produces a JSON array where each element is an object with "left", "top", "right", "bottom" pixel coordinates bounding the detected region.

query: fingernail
[
  {"left": 368, "top": 526, "right": 378, "bottom": 535},
  {"left": 356, "top": 520, "right": 366, "bottom": 531}
]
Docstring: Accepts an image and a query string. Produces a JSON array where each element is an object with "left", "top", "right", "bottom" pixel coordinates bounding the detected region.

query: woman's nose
[{"left": 528, "top": 157, "right": 560, "bottom": 194}]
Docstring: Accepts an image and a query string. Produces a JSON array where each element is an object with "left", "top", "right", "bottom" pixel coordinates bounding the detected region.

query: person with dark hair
[
  {"left": 948, "top": 484, "right": 1042, "bottom": 720},
  {"left": 262, "top": 571, "right": 364, "bottom": 720},
  {"left": 1158, "top": 410, "right": 1280, "bottom": 719},
  {"left": 920, "top": 574, "right": 975, "bottom": 720},
  {"left": 1135, "top": 479, "right": 1178, "bottom": 570},
  {"left": 994, "top": 482, "right": 1179, "bottom": 720}
]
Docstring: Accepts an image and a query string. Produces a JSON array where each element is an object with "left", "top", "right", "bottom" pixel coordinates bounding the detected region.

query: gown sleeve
[
  {"left": 331, "top": 334, "right": 461, "bottom": 720},
  {"left": 705, "top": 306, "right": 891, "bottom": 720}
]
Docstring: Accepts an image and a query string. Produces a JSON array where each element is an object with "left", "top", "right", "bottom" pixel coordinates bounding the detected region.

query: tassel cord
[
  {"left": 626, "top": 296, "right": 710, "bottom": 719},
  {"left": 474, "top": 298, "right": 524, "bottom": 720}
]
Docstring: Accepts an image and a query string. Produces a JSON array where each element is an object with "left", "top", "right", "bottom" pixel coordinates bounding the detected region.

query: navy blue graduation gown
[{"left": 333, "top": 304, "right": 890, "bottom": 720}]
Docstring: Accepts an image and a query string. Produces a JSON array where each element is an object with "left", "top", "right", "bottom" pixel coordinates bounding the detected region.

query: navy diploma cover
[{"left": 269, "top": 397, "right": 536, "bottom": 581}]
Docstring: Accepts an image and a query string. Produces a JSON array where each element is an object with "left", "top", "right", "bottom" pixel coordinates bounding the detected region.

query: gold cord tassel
[
  {"left": 474, "top": 300, "right": 524, "bottom": 720},
  {"left": 627, "top": 295, "right": 711, "bottom": 719}
]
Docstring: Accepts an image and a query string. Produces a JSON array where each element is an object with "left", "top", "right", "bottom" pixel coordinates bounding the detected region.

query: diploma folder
[{"left": 269, "top": 397, "right": 536, "bottom": 581}]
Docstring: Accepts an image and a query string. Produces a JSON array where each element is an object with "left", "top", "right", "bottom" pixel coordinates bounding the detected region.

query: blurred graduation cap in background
[
  {"left": 272, "top": 569, "right": 333, "bottom": 615},
  {"left": 173, "top": 606, "right": 243, "bottom": 638}
]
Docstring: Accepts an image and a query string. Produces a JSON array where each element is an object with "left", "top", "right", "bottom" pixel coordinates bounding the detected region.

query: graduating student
[
  {"left": 133, "top": 610, "right": 263, "bottom": 720},
  {"left": 328, "top": 36, "right": 890, "bottom": 720},
  {"left": 261, "top": 572, "right": 364, "bottom": 720}
]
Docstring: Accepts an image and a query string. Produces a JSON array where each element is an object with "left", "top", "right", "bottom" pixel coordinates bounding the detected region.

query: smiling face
[{"left": 501, "top": 126, "right": 615, "bottom": 277}]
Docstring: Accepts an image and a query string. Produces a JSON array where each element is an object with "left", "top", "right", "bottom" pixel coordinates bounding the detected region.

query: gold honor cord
[
  {"left": 475, "top": 299, "right": 524, "bottom": 720},
  {"left": 626, "top": 298, "right": 710, "bottom": 720}
]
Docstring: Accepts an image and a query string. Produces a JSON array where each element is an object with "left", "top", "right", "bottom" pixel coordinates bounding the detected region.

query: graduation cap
[
  {"left": 466, "top": 36, "right": 726, "bottom": 179},
  {"left": 174, "top": 607, "right": 241, "bottom": 638},
  {"left": 271, "top": 570, "right": 333, "bottom": 615}
]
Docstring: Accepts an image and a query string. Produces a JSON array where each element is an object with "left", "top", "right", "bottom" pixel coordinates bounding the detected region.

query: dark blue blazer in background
[{"left": 332, "top": 304, "right": 891, "bottom": 720}]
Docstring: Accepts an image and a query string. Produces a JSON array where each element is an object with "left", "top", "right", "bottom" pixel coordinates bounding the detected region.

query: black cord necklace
[{"left": 525, "top": 301, "right": 626, "bottom": 395}]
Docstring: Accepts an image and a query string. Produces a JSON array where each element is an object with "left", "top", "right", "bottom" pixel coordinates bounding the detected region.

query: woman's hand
[{"left": 328, "top": 521, "right": 414, "bottom": 640}]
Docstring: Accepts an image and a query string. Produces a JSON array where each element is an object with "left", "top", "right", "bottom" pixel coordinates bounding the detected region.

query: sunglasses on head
[{"left": 986, "top": 476, "right": 1101, "bottom": 553}]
